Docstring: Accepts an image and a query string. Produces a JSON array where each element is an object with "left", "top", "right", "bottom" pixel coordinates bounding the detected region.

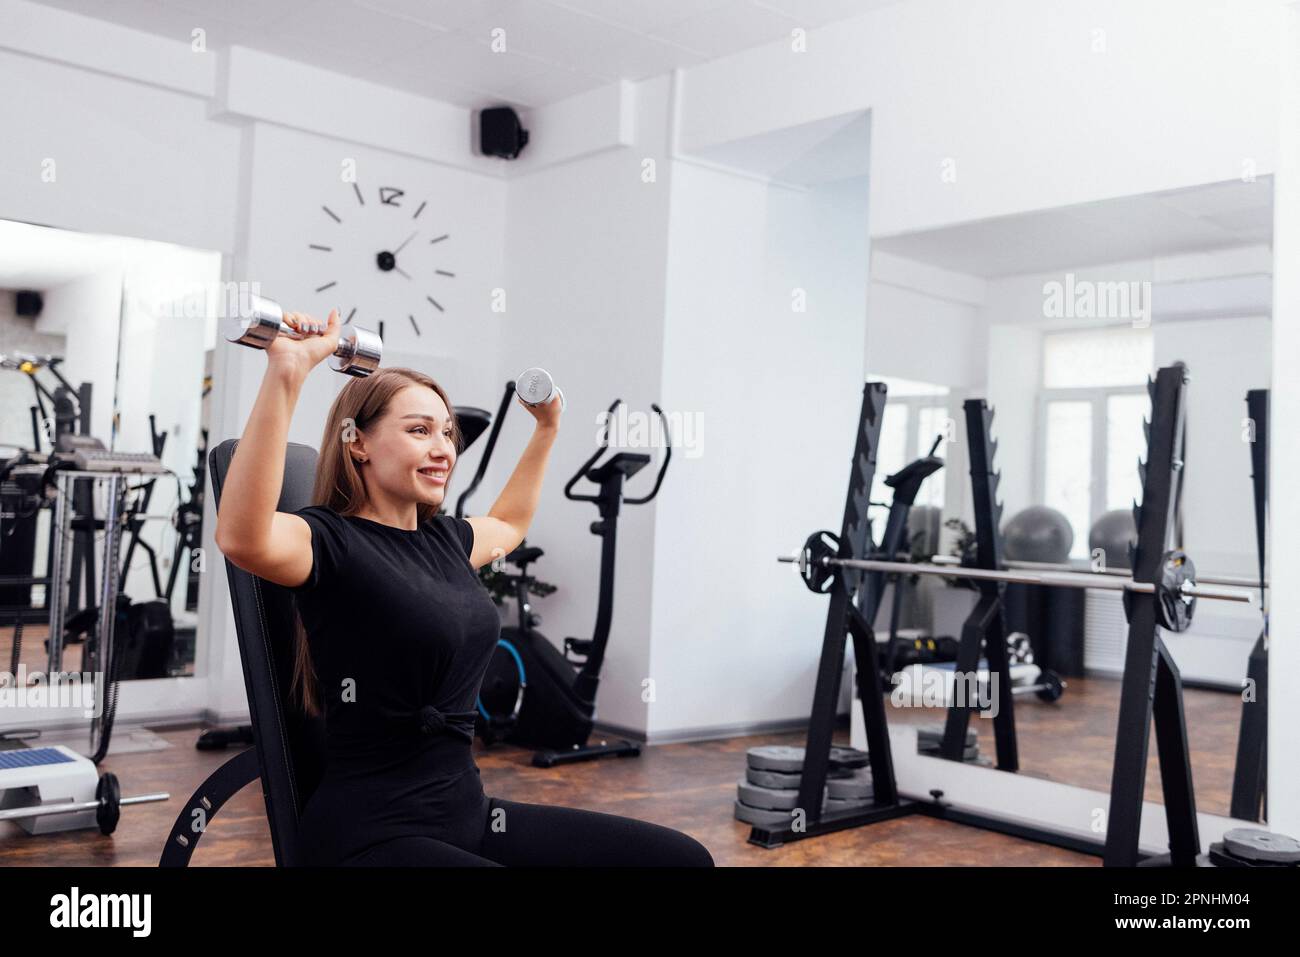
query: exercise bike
[{"left": 475, "top": 398, "right": 672, "bottom": 767}]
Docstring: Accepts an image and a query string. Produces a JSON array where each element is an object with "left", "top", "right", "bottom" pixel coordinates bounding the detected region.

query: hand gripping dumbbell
[
  {"left": 514, "top": 367, "right": 565, "bottom": 411},
  {"left": 226, "top": 294, "right": 382, "bottom": 377}
]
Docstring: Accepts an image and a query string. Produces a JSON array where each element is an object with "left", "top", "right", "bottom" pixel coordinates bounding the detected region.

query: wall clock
[{"left": 310, "top": 181, "right": 455, "bottom": 342}]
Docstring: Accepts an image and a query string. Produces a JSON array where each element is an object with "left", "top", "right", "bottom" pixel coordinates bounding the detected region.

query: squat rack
[{"left": 758, "top": 363, "right": 1242, "bottom": 865}]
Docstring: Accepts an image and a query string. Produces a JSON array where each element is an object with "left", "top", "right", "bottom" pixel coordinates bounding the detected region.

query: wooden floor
[{"left": 0, "top": 673, "right": 1249, "bottom": 867}]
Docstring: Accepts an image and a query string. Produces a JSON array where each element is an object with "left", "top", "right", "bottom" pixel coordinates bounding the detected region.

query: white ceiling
[
  {"left": 691, "top": 110, "right": 871, "bottom": 186},
  {"left": 25, "top": 0, "right": 900, "bottom": 109},
  {"left": 873, "top": 177, "right": 1275, "bottom": 278},
  {"left": 0, "top": 220, "right": 125, "bottom": 288}
]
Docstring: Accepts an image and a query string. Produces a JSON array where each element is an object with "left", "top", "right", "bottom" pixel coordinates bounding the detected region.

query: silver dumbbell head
[
  {"left": 515, "top": 367, "right": 565, "bottom": 410},
  {"left": 333, "top": 325, "right": 383, "bottom": 377},
  {"left": 225, "top": 294, "right": 285, "bottom": 348}
]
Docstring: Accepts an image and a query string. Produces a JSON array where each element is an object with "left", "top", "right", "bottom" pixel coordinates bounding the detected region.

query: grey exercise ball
[
  {"left": 1002, "top": 505, "right": 1074, "bottom": 564},
  {"left": 1089, "top": 508, "right": 1136, "bottom": 571},
  {"left": 909, "top": 505, "right": 943, "bottom": 558}
]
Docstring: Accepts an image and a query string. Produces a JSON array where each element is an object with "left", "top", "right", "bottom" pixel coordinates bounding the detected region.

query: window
[
  {"left": 1037, "top": 328, "right": 1152, "bottom": 558},
  {"left": 870, "top": 376, "right": 950, "bottom": 514}
]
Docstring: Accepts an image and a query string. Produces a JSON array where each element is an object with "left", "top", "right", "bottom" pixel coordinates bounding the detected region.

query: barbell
[
  {"left": 779, "top": 531, "right": 1255, "bottom": 633},
  {"left": 225, "top": 294, "right": 382, "bottom": 377},
  {"left": 929, "top": 554, "right": 1268, "bottom": 590},
  {"left": 0, "top": 771, "right": 169, "bottom": 835}
]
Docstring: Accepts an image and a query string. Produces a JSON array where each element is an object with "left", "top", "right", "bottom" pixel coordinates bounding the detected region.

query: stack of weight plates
[
  {"left": 1208, "top": 828, "right": 1300, "bottom": 867},
  {"left": 916, "top": 724, "right": 983, "bottom": 762},
  {"left": 734, "top": 745, "right": 874, "bottom": 828}
]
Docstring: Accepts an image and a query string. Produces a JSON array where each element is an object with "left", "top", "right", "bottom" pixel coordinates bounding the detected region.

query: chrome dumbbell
[
  {"left": 226, "top": 295, "right": 382, "bottom": 377},
  {"left": 514, "top": 367, "right": 565, "bottom": 411}
]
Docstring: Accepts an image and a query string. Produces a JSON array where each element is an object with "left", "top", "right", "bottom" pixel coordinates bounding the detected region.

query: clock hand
[
  {"left": 394, "top": 266, "right": 412, "bottom": 279},
  {"left": 393, "top": 231, "right": 418, "bottom": 254}
]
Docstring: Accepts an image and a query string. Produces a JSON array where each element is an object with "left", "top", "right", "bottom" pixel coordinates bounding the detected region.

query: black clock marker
[
  {"left": 352, "top": 183, "right": 365, "bottom": 206},
  {"left": 429, "top": 234, "right": 449, "bottom": 245},
  {"left": 378, "top": 320, "right": 385, "bottom": 340},
  {"left": 412, "top": 200, "right": 426, "bottom": 220},
  {"left": 315, "top": 281, "right": 337, "bottom": 292},
  {"left": 409, "top": 315, "right": 421, "bottom": 336},
  {"left": 345, "top": 308, "right": 356, "bottom": 324},
  {"left": 322, "top": 206, "right": 341, "bottom": 223},
  {"left": 380, "top": 187, "right": 405, "bottom": 206},
  {"left": 427, "top": 295, "right": 444, "bottom": 313},
  {"left": 435, "top": 270, "right": 455, "bottom": 278},
  {"left": 309, "top": 244, "right": 332, "bottom": 251}
]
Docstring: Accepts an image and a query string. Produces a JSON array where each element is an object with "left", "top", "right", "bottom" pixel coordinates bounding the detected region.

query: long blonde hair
[{"left": 291, "top": 367, "right": 462, "bottom": 716}]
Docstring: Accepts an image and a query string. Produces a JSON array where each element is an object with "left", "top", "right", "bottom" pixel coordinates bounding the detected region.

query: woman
[{"left": 215, "top": 307, "right": 713, "bottom": 867}]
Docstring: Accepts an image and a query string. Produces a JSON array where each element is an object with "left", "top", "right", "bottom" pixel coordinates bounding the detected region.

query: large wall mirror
[
  {"left": 0, "top": 219, "right": 221, "bottom": 713},
  {"left": 863, "top": 177, "right": 1272, "bottom": 826}
]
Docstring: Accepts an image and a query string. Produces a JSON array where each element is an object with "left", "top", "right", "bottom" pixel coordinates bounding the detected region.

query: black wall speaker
[
  {"left": 15, "top": 291, "right": 43, "bottom": 318},
  {"left": 480, "top": 106, "right": 529, "bottom": 159}
]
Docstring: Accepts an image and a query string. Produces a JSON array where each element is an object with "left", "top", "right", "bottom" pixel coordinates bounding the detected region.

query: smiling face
[{"left": 352, "top": 383, "right": 457, "bottom": 513}]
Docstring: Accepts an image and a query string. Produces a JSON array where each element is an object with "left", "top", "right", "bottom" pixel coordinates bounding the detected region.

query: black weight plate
[
  {"left": 746, "top": 745, "right": 806, "bottom": 772},
  {"left": 917, "top": 725, "right": 976, "bottom": 746},
  {"left": 824, "top": 794, "right": 873, "bottom": 814},
  {"left": 1036, "top": 671, "right": 1064, "bottom": 703},
  {"left": 736, "top": 778, "right": 825, "bottom": 810},
  {"left": 1222, "top": 828, "right": 1300, "bottom": 864},
  {"left": 800, "top": 531, "right": 841, "bottom": 594},
  {"left": 828, "top": 746, "right": 870, "bottom": 769},
  {"left": 746, "top": 744, "right": 867, "bottom": 773},
  {"left": 96, "top": 772, "right": 121, "bottom": 836},
  {"left": 745, "top": 765, "right": 853, "bottom": 788},
  {"left": 826, "top": 768, "right": 873, "bottom": 800},
  {"left": 918, "top": 741, "right": 980, "bottom": 760},
  {"left": 745, "top": 767, "right": 802, "bottom": 789},
  {"left": 735, "top": 800, "right": 798, "bottom": 828}
]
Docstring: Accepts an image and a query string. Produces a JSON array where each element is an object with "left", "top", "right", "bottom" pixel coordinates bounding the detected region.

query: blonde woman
[{"left": 216, "top": 308, "right": 712, "bottom": 867}]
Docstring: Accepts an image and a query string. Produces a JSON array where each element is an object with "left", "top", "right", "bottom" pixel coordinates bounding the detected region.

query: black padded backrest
[{"left": 208, "top": 439, "right": 325, "bottom": 867}]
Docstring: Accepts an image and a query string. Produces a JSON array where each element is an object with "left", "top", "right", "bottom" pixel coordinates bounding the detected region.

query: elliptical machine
[{"left": 475, "top": 398, "right": 672, "bottom": 767}]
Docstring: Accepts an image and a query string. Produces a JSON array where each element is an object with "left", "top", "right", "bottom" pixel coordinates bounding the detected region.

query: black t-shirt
[{"left": 290, "top": 505, "right": 500, "bottom": 772}]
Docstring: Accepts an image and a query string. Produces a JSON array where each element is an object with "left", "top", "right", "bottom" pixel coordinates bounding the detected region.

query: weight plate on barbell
[
  {"left": 96, "top": 772, "right": 121, "bottom": 836},
  {"left": 798, "top": 530, "right": 841, "bottom": 594}
]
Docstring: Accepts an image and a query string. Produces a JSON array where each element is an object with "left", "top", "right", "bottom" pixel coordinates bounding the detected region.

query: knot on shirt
[{"left": 417, "top": 704, "right": 448, "bottom": 735}]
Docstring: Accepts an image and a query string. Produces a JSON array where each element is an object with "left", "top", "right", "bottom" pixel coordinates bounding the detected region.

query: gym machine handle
[
  {"left": 624, "top": 404, "right": 672, "bottom": 505},
  {"left": 563, "top": 400, "right": 672, "bottom": 506},
  {"left": 455, "top": 381, "right": 515, "bottom": 519},
  {"left": 564, "top": 399, "right": 621, "bottom": 504}
]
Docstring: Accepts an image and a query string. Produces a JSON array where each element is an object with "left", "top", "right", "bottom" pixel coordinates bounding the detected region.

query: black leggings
[{"left": 343, "top": 796, "right": 714, "bottom": 867}]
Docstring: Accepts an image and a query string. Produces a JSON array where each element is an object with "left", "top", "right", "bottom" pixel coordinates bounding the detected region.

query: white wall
[
  {"left": 0, "top": 46, "right": 237, "bottom": 254},
  {"left": 1266, "top": 0, "right": 1299, "bottom": 838},
  {"left": 648, "top": 167, "right": 869, "bottom": 738},
  {"left": 492, "top": 77, "right": 675, "bottom": 734},
  {"left": 1153, "top": 316, "right": 1271, "bottom": 574},
  {"left": 678, "top": 0, "right": 1281, "bottom": 237},
  {"left": 39, "top": 271, "right": 122, "bottom": 446}
]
